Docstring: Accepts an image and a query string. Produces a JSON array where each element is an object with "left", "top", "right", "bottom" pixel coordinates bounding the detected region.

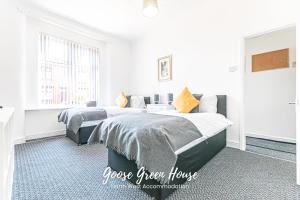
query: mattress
[
  {"left": 103, "top": 106, "right": 146, "bottom": 117},
  {"left": 152, "top": 110, "right": 232, "bottom": 155}
]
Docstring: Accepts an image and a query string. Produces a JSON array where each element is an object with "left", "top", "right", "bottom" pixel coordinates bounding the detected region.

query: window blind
[{"left": 39, "top": 33, "right": 100, "bottom": 106}]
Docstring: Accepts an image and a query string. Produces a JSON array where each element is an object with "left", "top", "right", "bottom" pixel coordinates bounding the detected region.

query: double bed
[{"left": 88, "top": 95, "right": 231, "bottom": 200}]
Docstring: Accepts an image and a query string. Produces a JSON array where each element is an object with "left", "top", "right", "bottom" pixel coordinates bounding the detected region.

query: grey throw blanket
[
  {"left": 88, "top": 113, "right": 202, "bottom": 184},
  {"left": 58, "top": 108, "right": 107, "bottom": 133}
]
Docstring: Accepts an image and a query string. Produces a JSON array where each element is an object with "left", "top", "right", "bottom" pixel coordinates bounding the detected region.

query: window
[{"left": 39, "top": 33, "right": 100, "bottom": 106}]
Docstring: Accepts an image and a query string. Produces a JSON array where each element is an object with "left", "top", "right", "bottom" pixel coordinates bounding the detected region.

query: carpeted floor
[{"left": 12, "top": 136, "right": 300, "bottom": 200}]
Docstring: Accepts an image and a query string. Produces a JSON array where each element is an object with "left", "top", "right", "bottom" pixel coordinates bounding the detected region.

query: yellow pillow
[
  {"left": 116, "top": 92, "right": 128, "bottom": 108},
  {"left": 173, "top": 87, "right": 200, "bottom": 113}
]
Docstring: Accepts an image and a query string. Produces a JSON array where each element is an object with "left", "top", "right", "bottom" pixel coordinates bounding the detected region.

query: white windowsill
[{"left": 25, "top": 105, "right": 86, "bottom": 111}]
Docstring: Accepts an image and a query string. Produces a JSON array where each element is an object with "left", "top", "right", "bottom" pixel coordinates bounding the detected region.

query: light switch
[{"left": 228, "top": 65, "right": 238, "bottom": 72}]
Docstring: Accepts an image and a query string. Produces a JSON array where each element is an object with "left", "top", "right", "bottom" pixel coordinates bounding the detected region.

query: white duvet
[
  {"left": 103, "top": 106, "right": 146, "bottom": 117},
  {"left": 153, "top": 110, "right": 233, "bottom": 154}
]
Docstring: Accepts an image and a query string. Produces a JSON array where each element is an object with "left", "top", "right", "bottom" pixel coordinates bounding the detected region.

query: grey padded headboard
[
  {"left": 144, "top": 97, "right": 151, "bottom": 105},
  {"left": 216, "top": 95, "right": 227, "bottom": 117}
]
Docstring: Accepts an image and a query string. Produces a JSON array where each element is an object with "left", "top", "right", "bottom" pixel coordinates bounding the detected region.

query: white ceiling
[{"left": 20, "top": 0, "right": 179, "bottom": 40}]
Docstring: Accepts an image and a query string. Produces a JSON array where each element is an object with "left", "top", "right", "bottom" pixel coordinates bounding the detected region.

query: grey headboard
[
  {"left": 144, "top": 97, "right": 151, "bottom": 105},
  {"left": 216, "top": 95, "right": 227, "bottom": 117}
]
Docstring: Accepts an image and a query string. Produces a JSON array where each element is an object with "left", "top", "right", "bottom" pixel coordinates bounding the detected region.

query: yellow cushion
[
  {"left": 116, "top": 92, "right": 128, "bottom": 108},
  {"left": 173, "top": 87, "right": 200, "bottom": 113}
]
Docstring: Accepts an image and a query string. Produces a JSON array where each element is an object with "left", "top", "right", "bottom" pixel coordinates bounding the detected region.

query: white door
[{"left": 244, "top": 28, "right": 296, "bottom": 146}]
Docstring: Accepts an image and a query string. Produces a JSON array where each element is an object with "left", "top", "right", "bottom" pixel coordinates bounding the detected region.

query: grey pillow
[
  {"left": 86, "top": 101, "right": 97, "bottom": 107},
  {"left": 190, "top": 94, "right": 203, "bottom": 113}
]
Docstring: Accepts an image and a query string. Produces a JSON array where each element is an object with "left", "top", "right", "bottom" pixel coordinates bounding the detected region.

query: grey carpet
[
  {"left": 246, "top": 136, "right": 296, "bottom": 162},
  {"left": 12, "top": 136, "right": 300, "bottom": 200}
]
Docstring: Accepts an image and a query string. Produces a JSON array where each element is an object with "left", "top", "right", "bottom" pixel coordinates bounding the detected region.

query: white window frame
[{"left": 38, "top": 33, "right": 101, "bottom": 107}]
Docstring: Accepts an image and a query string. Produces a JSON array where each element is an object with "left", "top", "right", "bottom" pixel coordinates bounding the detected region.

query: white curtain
[{"left": 39, "top": 33, "right": 100, "bottom": 106}]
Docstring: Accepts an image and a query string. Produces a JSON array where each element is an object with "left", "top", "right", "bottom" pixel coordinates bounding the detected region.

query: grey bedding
[
  {"left": 58, "top": 108, "right": 107, "bottom": 133},
  {"left": 88, "top": 113, "right": 202, "bottom": 184}
]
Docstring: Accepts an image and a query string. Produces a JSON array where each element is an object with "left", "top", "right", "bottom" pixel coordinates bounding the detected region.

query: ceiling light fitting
[{"left": 143, "top": 0, "right": 159, "bottom": 17}]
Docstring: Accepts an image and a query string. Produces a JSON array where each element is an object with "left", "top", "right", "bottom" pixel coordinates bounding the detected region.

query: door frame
[
  {"left": 239, "top": 24, "right": 297, "bottom": 177},
  {"left": 296, "top": 22, "right": 300, "bottom": 185},
  {"left": 239, "top": 23, "right": 296, "bottom": 150}
]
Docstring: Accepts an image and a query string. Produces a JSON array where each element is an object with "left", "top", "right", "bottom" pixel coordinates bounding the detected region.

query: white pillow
[
  {"left": 130, "top": 96, "right": 146, "bottom": 108},
  {"left": 199, "top": 95, "right": 218, "bottom": 113}
]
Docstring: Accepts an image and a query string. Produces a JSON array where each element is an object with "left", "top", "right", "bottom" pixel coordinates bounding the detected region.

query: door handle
[{"left": 289, "top": 102, "right": 296, "bottom": 105}]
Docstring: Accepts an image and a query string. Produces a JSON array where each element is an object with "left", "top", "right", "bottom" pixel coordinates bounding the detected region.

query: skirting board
[
  {"left": 15, "top": 129, "right": 66, "bottom": 144},
  {"left": 25, "top": 129, "right": 65, "bottom": 141},
  {"left": 246, "top": 133, "right": 296, "bottom": 144},
  {"left": 226, "top": 140, "right": 240, "bottom": 149},
  {"left": 14, "top": 137, "right": 26, "bottom": 145}
]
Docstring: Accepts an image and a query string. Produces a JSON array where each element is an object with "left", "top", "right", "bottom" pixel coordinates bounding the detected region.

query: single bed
[
  {"left": 89, "top": 95, "right": 230, "bottom": 199},
  {"left": 59, "top": 97, "right": 150, "bottom": 145}
]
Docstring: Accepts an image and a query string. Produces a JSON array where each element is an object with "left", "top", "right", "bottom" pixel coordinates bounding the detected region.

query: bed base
[
  {"left": 108, "top": 130, "right": 226, "bottom": 200},
  {"left": 66, "top": 121, "right": 101, "bottom": 145}
]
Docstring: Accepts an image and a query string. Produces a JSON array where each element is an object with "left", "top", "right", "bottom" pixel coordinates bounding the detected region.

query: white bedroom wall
[
  {"left": 244, "top": 27, "right": 296, "bottom": 143},
  {"left": 130, "top": 0, "right": 298, "bottom": 148},
  {"left": 18, "top": 4, "right": 132, "bottom": 141},
  {"left": 0, "top": 0, "right": 26, "bottom": 141}
]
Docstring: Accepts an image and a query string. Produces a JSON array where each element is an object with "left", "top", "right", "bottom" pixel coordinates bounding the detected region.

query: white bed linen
[
  {"left": 152, "top": 110, "right": 233, "bottom": 155},
  {"left": 103, "top": 106, "right": 146, "bottom": 117},
  {"left": 130, "top": 96, "right": 146, "bottom": 108}
]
